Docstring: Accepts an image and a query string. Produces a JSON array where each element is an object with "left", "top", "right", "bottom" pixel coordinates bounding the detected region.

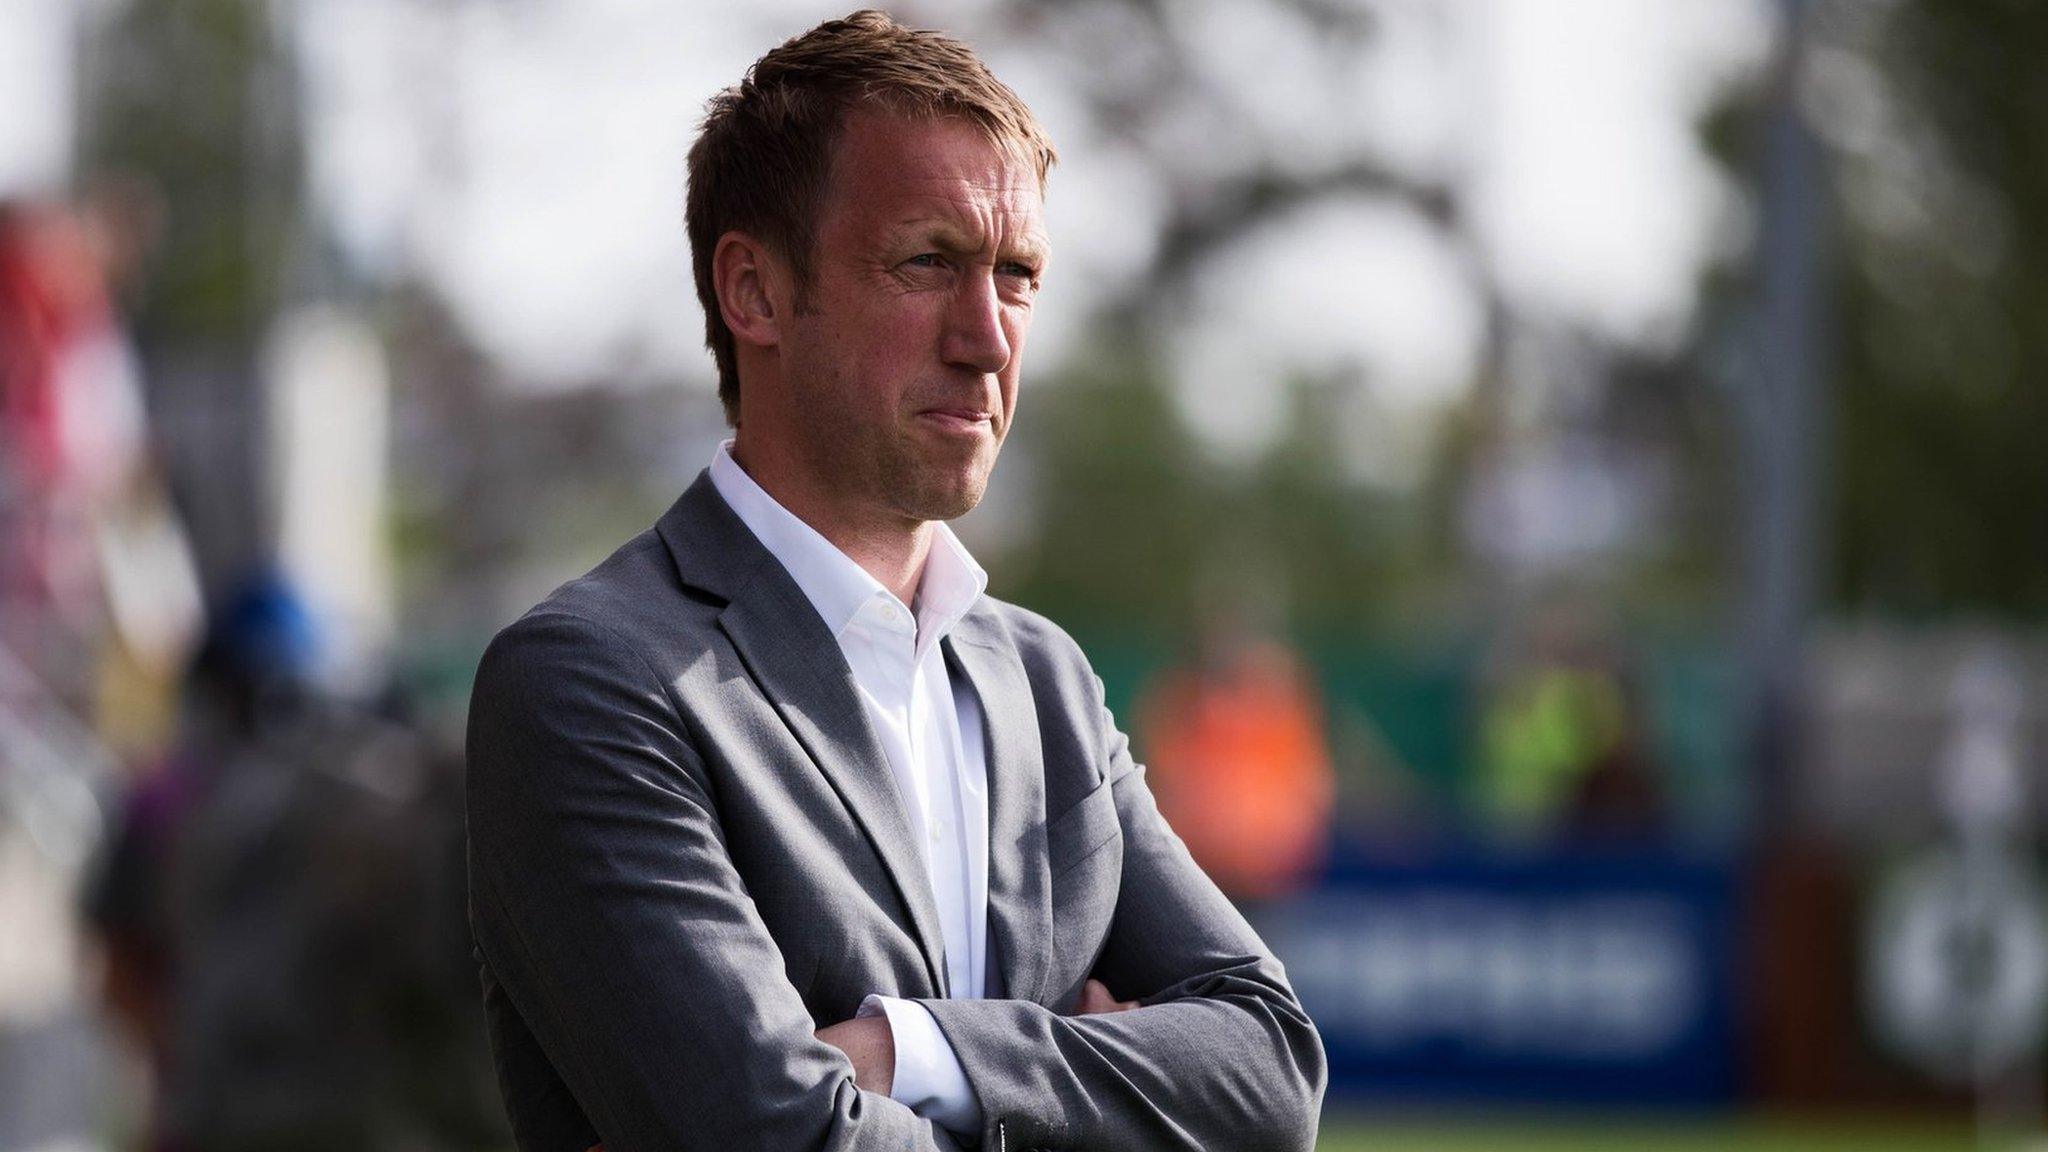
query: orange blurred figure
[{"left": 1138, "top": 620, "right": 1335, "bottom": 903}]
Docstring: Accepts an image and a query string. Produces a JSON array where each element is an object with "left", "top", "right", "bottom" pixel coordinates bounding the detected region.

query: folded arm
[
  {"left": 914, "top": 662, "right": 1328, "bottom": 1152},
  {"left": 854, "top": 978, "right": 1136, "bottom": 1137},
  {"left": 467, "top": 610, "right": 955, "bottom": 1152}
]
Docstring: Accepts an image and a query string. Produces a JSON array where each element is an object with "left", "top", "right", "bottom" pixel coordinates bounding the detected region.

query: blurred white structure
[{"left": 265, "top": 305, "right": 396, "bottom": 693}]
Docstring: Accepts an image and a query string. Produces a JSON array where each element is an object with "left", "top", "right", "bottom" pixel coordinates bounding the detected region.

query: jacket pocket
[
  {"left": 1047, "top": 777, "right": 1122, "bottom": 984},
  {"left": 1046, "top": 775, "right": 1121, "bottom": 882}
]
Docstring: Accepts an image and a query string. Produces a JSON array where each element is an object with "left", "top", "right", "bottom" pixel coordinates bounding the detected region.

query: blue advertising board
[{"left": 1258, "top": 844, "right": 1741, "bottom": 1106}]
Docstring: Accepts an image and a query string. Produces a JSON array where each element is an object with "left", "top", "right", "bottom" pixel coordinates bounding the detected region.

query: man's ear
[{"left": 713, "top": 231, "right": 786, "bottom": 351}]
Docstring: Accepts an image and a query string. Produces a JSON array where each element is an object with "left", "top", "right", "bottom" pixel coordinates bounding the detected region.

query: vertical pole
[{"left": 1740, "top": 0, "right": 1828, "bottom": 836}]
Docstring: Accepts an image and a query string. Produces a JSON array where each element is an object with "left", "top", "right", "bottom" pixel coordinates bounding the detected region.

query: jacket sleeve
[
  {"left": 913, "top": 659, "right": 1327, "bottom": 1152},
  {"left": 466, "top": 609, "right": 957, "bottom": 1152}
]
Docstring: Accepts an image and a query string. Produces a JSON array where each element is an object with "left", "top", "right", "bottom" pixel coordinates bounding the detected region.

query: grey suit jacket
[{"left": 465, "top": 471, "right": 1326, "bottom": 1152}]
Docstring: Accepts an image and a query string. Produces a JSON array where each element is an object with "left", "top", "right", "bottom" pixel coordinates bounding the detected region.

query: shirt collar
[
  {"left": 912, "top": 505, "right": 989, "bottom": 654},
  {"left": 707, "top": 438, "right": 987, "bottom": 649}
]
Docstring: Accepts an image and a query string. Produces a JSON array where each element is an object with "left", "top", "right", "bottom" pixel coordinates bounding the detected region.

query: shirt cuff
[{"left": 857, "top": 993, "right": 982, "bottom": 1135}]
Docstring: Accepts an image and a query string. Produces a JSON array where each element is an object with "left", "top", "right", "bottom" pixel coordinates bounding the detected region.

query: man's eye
[
  {"left": 999, "top": 263, "right": 1041, "bottom": 288},
  {"left": 905, "top": 253, "right": 943, "bottom": 268}
]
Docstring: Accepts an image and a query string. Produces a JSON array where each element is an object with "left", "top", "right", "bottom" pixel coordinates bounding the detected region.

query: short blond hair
[{"left": 686, "top": 9, "right": 1057, "bottom": 424}]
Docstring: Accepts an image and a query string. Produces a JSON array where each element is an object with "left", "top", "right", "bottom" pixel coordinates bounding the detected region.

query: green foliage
[
  {"left": 83, "top": 0, "right": 301, "bottom": 347},
  {"left": 996, "top": 346, "right": 1425, "bottom": 642},
  {"left": 997, "top": 349, "right": 1213, "bottom": 638},
  {"left": 1815, "top": 0, "right": 2048, "bottom": 615}
]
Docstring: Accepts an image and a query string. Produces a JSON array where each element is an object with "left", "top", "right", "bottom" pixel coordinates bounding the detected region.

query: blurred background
[{"left": 1, "top": 0, "right": 2044, "bottom": 1148}]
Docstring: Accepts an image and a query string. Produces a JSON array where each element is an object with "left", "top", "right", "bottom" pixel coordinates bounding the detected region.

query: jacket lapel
[
  {"left": 657, "top": 473, "right": 950, "bottom": 999},
  {"left": 946, "top": 606, "right": 1054, "bottom": 1007}
]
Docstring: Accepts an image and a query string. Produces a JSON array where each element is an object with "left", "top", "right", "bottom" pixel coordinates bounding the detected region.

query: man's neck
[{"left": 729, "top": 438, "right": 932, "bottom": 608}]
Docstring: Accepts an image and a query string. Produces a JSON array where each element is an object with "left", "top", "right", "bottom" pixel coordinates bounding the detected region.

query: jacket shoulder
[
  {"left": 975, "top": 595, "right": 1100, "bottom": 688},
  {"left": 491, "top": 525, "right": 710, "bottom": 650},
  {"left": 531, "top": 528, "right": 678, "bottom": 618}
]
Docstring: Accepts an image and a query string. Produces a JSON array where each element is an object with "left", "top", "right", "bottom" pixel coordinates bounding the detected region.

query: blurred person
[
  {"left": 0, "top": 194, "right": 155, "bottom": 626},
  {"left": 1473, "top": 602, "right": 1666, "bottom": 845},
  {"left": 464, "top": 11, "right": 1325, "bottom": 1152},
  {"left": 86, "top": 575, "right": 314, "bottom": 1149},
  {"left": 0, "top": 198, "right": 140, "bottom": 628},
  {"left": 0, "top": 188, "right": 204, "bottom": 1150},
  {"left": 0, "top": 187, "right": 200, "bottom": 757},
  {"left": 84, "top": 574, "right": 505, "bottom": 1152},
  {"left": 1135, "top": 610, "right": 1335, "bottom": 904}
]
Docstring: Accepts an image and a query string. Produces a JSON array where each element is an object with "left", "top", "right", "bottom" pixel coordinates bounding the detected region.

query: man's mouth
[{"left": 918, "top": 407, "right": 995, "bottom": 434}]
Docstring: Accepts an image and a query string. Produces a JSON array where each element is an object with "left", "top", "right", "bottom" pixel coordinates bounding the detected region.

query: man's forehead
[
  {"left": 825, "top": 111, "right": 1046, "bottom": 229},
  {"left": 833, "top": 105, "right": 1045, "bottom": 179}
]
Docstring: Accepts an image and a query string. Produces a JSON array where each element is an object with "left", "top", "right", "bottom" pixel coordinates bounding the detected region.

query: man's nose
[{"left": 939, "top": 268, "right": 1011, "bottom": 375}]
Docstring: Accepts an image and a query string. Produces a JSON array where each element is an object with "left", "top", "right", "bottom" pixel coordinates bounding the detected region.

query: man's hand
[
  {"left": 588, "top": 981, "right": 1140, "bottom": 1152},
  {"left": 812, "top": 978, "right": 1133, "bottom": 1099},
  {"left": 815, "top": 1015, "right": 896, "bottom": 1096},
  {"left": 1072, "top": 978, "right": 1138, "bottom": 1015}
]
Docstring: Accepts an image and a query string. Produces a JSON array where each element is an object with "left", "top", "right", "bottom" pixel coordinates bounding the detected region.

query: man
[{"left": 465, "top": 11, "right": 1326, "bottom": 1151}]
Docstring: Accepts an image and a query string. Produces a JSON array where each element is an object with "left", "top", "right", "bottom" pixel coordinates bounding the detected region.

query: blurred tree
[
  {"left": 984, "top": 0, "right": 1741, "bottom": 643},
  {"left": 1702, "top": 0, "right": 2048, "bottom": 618},
  {"left": 987, "top": 0, "right": 1468, "bottom": 319},
  {"left": 978, "top": 0, "right": 1492, "bottom": 640},
  {"left": 1832, "top": 0, "right": 2048, "bottom": 616},
  {"left": 998, "top": 345, "right": 1425, "bottom": 641},
  {"left": 999, "top": 348, "right": 1212, "bottom": 638},
  {"left": 80, "top": 0, "right": 299, "bottom": 348},
  {"left": 77, "top": 0, "right": 306, "bottom": 595}
]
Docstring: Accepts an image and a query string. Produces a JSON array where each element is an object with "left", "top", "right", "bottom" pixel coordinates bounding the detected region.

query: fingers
[
  {"left": 1077, "top": 978, "right": 1108, "bottom": 1013},
  {"left": 1075, "top": 978, "right": 1138, "bottom": 1015}
]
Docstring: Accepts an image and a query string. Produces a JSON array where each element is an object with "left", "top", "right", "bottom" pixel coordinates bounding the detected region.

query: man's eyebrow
[
  {"left": 1005, "top": 235, "right": 1052, "bottom": 268},
  {"left": 893, "top": 220, "right": 1050, "bottom": 266}
]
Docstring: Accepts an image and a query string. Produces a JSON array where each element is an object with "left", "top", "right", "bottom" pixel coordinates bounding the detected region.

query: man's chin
[
  {"left": 896, "top": 468, "right": 992, "bottom": 523},
  {"left": 903, "top": 487, "right": 985, "bottom": 523},
  {"left": 879, "top": 439, "right": 999, "bottom": 522}
]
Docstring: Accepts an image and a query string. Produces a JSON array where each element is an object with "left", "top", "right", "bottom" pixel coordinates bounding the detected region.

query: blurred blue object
[{"left": 208, "top": 571, "right": 324, "bottom": 685}]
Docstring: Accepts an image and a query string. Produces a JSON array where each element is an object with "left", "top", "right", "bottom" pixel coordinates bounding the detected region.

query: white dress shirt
[{"left": 708, "top": 440, "right": 987, "bottom": 1135}]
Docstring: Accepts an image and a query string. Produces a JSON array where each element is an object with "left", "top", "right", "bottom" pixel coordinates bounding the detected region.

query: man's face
[{"left": 774, "top": 110, "right": 1047, "bottom": 524}]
